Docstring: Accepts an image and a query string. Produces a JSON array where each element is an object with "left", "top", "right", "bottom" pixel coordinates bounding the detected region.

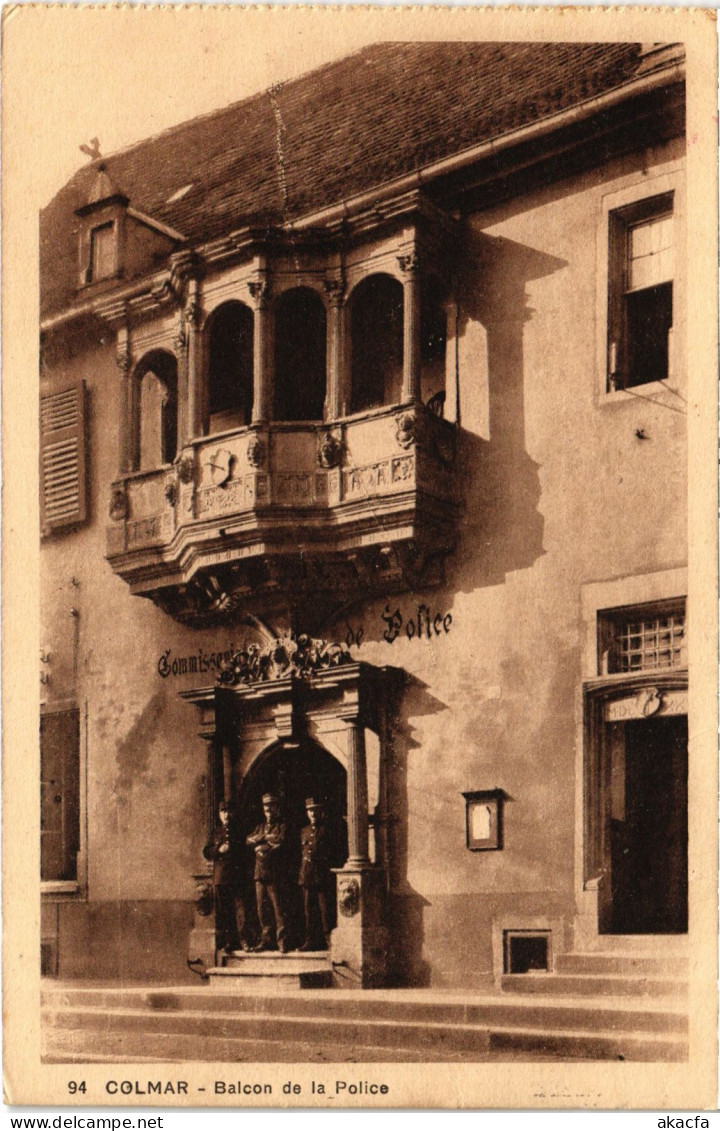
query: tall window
[
  {"left": 350, "top": 274, "right": 404, "bottom": 413},
  {"left": 88, "top": 222, "right": 115, "bottom": 282},
  {"left": 607, "top": 193, "right": 674, "bottom": 390},
  {"left": 274, "top": 288, "right": 326, "bottom": 421},
  {"left": 207, "top": 301, "right": 254, "bottom": 434},
  {"left": 41, "top": 707, "right": 80, "bottom": 884},
  {"left": 134, "top": 351, "right": 178, "bottom": 470}
]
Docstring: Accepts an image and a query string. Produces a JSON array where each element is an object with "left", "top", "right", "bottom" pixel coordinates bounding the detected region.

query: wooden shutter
[{"left": 40, "top": 381, "right": 87, "bottom": 532}]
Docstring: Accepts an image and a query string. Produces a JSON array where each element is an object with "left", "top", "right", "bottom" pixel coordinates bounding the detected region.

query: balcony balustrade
[{"left": 106, "top": 401, "right": 461, "bottom": 627}]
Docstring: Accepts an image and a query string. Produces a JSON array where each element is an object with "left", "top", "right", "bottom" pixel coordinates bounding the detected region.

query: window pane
[
  {"left": 91, "top": 223, "right": 115, "bottom": 281},
  {"left": 628, "top": 215, "right": 673, "bottom": 290},
  {"left": 625, "top": 281, "right": 673, "bottom": 386}
]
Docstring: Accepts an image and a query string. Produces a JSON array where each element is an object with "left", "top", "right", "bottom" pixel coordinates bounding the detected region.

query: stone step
[
  {"left": 556, "top": 952, "right": 690, "bottom": 977},
  {"left": 42, "top": 989, "right": 688, "bottom": 1041},
  {"left": 43, "top": 1006, "right": 495, "bottom": 1056},
  {"left": 488, "top": 1026, "right": 688, "bottom": 1062},
  {"left": 41, "top": 1026, "right": 560, "bottom": 1064},
  {"left": 41, "top": 1003, "right": 688, "bottom": 1064},
  {"left": 501, "top": 973, "right": 686, "bottom": 997},
  {"left": 209, "top": 950, "right": 333, "bottom": 989},
  {"left": 576, "top": 934, "right": 689, "bottom": 955}
]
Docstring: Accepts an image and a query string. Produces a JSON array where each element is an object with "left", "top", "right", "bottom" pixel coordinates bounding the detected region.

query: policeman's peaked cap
[
  {"left": 261, "top": 792, "right": 279, "bottom": 804},
  {"left": 305, "top": 797, "right": 325, "bottom": 810}
]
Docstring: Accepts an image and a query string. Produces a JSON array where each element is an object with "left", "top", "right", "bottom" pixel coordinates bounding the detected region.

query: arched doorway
[{"left": 235, "top": 739, "right": 348, "bottom": 949}]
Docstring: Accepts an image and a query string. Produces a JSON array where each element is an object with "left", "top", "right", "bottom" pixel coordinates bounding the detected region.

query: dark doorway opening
[
  {"left": 235, "top": 741, "right": 348, "bottom": 949},
  {"left": 609, "top": 714, "right": 687, "bottom": 934}
]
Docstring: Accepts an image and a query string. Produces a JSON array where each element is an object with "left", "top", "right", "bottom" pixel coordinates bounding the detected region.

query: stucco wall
[{"left": 41, "top": 137, "right": 687, "bottom": 986}]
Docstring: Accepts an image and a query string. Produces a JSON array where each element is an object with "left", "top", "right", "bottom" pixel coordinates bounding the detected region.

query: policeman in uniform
[
  {"left": 298, "top": 797, "right": 334, "bottom": 951},
  {"left": 203, "top": 799, "right": 247, "bottom": 953},
  {"left": 246, "top": 792, "right": 290, "bottom": 952}
]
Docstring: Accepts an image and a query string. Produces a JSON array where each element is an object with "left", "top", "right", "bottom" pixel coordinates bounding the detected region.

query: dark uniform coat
[
  {"left": 203, "top": 823, "right": 242, "bottom": 883},
  {"left": 299, "top": 822, "right": 332, "bottom": 888},
  {"left": 246, "top": 820, "right": 288, "bottom": 883}
]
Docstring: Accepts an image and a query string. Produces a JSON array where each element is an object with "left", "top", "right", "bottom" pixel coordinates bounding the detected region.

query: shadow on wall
[
  {"left": 381, "top": 673, "right": 449, "bottom": 987},
  {"left": 446, "top": 230, "right": 568, "bottom": 594}
]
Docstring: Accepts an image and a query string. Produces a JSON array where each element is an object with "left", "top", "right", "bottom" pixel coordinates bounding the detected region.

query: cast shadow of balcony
[{"left": 446, "top": 231, "right": 569, "bottom": 594}]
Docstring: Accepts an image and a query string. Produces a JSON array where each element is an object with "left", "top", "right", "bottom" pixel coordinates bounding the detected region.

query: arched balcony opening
[
  {"left": 134, "top": 350, "right": 178, "bottom": 470},
  {"left": 421, "top": 275, "right": 448, "bottom": 415},
  {"left": 274, "top": 287, "right": 327, "bottom": 422},
  {"left": 207, "top": 301, "right": 254, "bottom": 434},
  {"left": 350, "top": 273, "right": 404, "bottom": 413}
]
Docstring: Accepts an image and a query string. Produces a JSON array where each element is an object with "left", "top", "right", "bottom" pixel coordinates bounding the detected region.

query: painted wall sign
[
  {"left": 381, "top": 603, "right": 453, "bottom": 644},
  {"left": 157, "top": 644, "right": 242, "bottom": 678}
]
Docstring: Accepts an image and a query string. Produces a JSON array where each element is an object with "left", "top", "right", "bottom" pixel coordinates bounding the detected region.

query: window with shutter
[{"left": 40, "top": 381, "right": 88, "bottom": 533}]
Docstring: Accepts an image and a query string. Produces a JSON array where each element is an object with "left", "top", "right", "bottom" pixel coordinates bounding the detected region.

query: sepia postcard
[{"left": 2, "top": 3, "right": 718, "bottom": 1111}]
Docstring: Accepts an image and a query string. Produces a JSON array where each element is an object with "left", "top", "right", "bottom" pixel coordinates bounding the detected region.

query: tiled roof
[{"left": 41, "top": 41, "right": 650, "bottom": 318}]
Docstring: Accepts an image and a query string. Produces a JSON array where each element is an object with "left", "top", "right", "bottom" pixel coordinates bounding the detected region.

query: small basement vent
[{"left": 504, "top": 930, "right": 551, "bottom": 974}]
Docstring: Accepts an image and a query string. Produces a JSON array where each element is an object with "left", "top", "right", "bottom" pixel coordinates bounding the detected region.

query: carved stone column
[
  {"left": 324, "top": 279, "right": 346, "bottom": 420},
  {"left": 330, "top": 716, "right": 387, "bottom": 987},
  {"left": 115, "top": 328, "right": 133, "bottom": 474},
  {"left": 346, "top": 718, "right": 370, "bottom": 865},
  {"left": 173, "top": 314, "right": 190, "bottom": 449},
  {"left": 398, "top": 253, "right": 421, "bottom": 403},
  {"left": 185, "top": 279, "right": 204, "bottom": 438},
  {"left": 248, "top": 280, "right": 272, "bottom": 423},
  {"left": 188, "top": 735, "right": 220, "bottom": 969}
]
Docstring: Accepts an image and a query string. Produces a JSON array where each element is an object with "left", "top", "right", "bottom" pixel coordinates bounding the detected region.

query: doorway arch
[{"left": 236, "top": 738, "right": 348, "bottom": 948}]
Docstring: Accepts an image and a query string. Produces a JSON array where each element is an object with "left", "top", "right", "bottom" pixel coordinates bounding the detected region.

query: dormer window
[
  {"left": 88, "top": 221, "right": 116, "bottom": 283},
  {"left": 75, "top": 164, "right": 128, "bottom": 290}
]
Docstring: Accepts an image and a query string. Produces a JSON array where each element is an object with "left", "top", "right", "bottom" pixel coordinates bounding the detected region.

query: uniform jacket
[
  {"left": 246, "top": 819, "right": 288, "bottom": 884},
  {"left": 203, "top": 823, "right": 242, "bottom": 886},
  {"left": 299, "top": 822, "right": 332, "bottom": 888}
]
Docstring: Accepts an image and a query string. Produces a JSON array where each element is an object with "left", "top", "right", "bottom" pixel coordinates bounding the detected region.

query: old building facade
[{"left": 40, "top": 42, "right": 688, "bottom": 994}]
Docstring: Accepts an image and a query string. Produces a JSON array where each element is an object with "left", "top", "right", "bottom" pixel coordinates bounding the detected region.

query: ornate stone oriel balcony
[{"left": 106, "top": 401, "right": 461, "bottom": 627}]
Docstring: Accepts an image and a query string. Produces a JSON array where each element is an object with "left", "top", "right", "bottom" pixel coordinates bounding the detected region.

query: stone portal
[{"left": 181, "top": 657, "right": 401, "bottom": 987}]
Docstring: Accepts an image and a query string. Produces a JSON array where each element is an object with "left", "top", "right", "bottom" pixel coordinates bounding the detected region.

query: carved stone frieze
[
  {"left": 395, "top": 411, "right": 415, "bottom": 448},
  {"left": 217, "top": 634, "right": 353, "bottom": 686},
  {"left": 115, "top": 348, "right": 132, "bottom": 374},
  {"left": 109, "top": 486, "right": 128, "bottom": 520},
  {"left": 317, "top": 432, "right": 342, "bottom": 469},
  {"left": 322, "top": 278, "right": 345, "bottom": 306},
  {"left": 246, "top": 434, "right": 266, "bottom": 468},
  {"left": 247, "top": 280, "right": 271, "bottom": 307},
  {"left": 196, "top": 480, "right": 247, "bottom": 517},
  {"left": 176, "top": 456, "right": 196, "bottom": 485},
  {"left": 338, "top": 878, "right": 361, "bottom": 917},
  {"left": 397, "top": 252, "right": 420, "bottom": 276}
]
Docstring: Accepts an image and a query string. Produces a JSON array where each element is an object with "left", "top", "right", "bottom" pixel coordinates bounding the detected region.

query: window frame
[
  {"left": 40, "top": 699, "right": 87, "bottom": 899},
  {"left": 607, "top": 192, "right": 675, "bottom": 392},
  {"left": 595, "top": 168, "right": 684, "bottom": 406}
]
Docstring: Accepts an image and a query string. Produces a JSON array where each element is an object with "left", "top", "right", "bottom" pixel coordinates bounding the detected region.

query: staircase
[
  {"left": 42, "top": 948, "right": 688, "bottom": 1063},
  {"left": 497, "top": 940, "right": 688, "bottom": 1060},
  {"left": 207, "top": 949, "right": 333, "bottom": 989}
]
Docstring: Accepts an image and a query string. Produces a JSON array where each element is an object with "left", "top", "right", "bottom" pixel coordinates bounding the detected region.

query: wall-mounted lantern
[{"left": 462, "top": 789, "right": 505, "bottom": 851}]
